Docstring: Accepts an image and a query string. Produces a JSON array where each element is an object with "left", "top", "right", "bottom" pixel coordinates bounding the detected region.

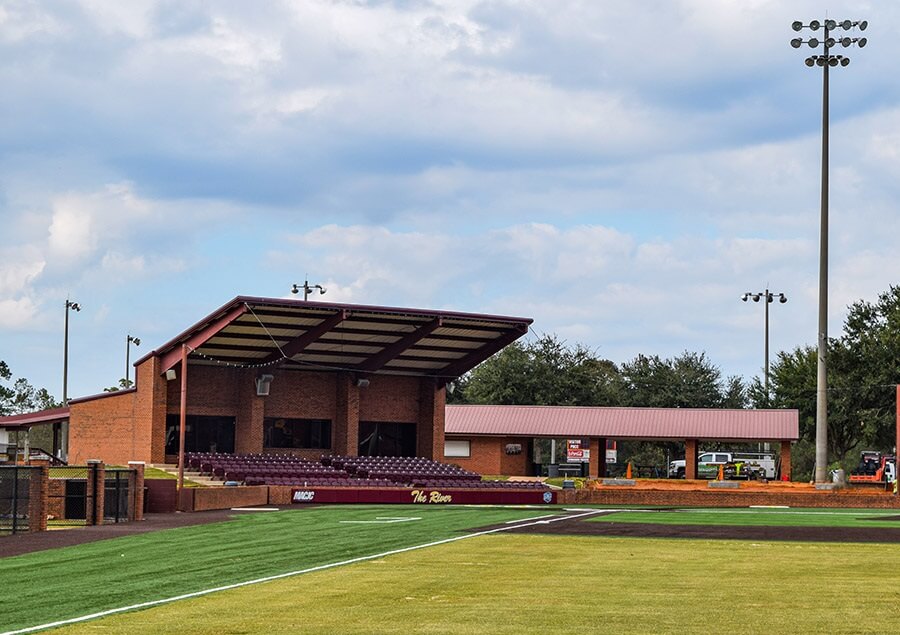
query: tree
[
  {"left": 619, "top": 351, "right": 743, "bottom": 409},
  {"left": 766, "top": 285, "right": 900, "bottom": 477},
  {"left": 453, "top": 334, "right": 623, "bottom": 407},
  {"left": 0, "top": 361, "right": 62, "bottom": 416}
]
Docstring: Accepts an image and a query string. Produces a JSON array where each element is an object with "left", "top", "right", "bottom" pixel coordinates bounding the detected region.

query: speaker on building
[{"left": 256, "top": 374, "right": 274, "bottom": 396}]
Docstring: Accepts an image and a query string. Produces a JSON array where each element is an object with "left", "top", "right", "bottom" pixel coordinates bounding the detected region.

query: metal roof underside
[
  {"left": 146, "top": 296, "right": 532, "bottom": 383},
  {"left": 445, "top": 404, "right": 800, "bottom": 442}
]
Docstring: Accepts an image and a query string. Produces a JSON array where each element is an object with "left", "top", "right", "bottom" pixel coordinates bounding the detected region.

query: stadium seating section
[{"left": 185, "top": 452, "right": 548, "bottom": 490}]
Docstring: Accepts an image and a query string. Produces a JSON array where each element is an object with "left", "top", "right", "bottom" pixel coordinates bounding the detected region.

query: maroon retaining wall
[
  {"left": 145, "top": 479, "right": 178, "bottom": 513},
  {"left": 276, "top": 486, "right": 557, "bottom": 506}
]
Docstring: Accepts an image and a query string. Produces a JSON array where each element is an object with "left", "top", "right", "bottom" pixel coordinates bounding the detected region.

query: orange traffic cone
[
  {"left": 717, "top": 464, "right": 725, "bottom": 481},
  {"left": 626, "top": 462, "right": 633, "bottom": 479}
]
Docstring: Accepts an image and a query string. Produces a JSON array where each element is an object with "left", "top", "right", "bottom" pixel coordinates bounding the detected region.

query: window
[
  {"left": 264, "top": 418, "right": 332, "bottom": 449},
  {"left": 444, "top": 440, "right": 471, "bottom": 458}
]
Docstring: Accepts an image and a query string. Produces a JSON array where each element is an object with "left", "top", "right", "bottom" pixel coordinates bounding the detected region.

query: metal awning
[
  {"left": 445, "top": 404, "right": 800, "bottom": 442},
  {"left": 0, "top": 407, "right": 70, "bottom": 430},
  {"left": 140, "top": 296, "right": 532, "bottom": 383}
]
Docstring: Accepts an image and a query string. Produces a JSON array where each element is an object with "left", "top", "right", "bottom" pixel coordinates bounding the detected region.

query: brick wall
[
  {"left": 359, "top": 375, "right": 419, "bottom": 422},
  {"left": 71, "top": 357, "right": 448, "bottom": 464},
  {"left": 445, "top": 437, "right": 502, "bottom": 474},
  {"left": 561, "top": 487, "right": 900, "bottom": 509},
  {"left": 189, "top": 486, "right": 269, "bottom": 511},
  {"left": 68, "top": 391, "right": 140, "bottom": 465}
]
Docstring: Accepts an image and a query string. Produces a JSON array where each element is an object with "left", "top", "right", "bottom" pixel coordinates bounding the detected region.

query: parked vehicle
[{"left": 668, "top": 451, "right": 776, "bottom": 480}]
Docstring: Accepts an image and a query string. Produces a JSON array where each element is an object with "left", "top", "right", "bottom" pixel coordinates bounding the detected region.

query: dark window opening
[
  {"left": 165, "top": 415, "right": 235, "bottom": 455},
  {"left": 264, "top": 418, "right": 332, "bottom": 450},
  {"left": 358, "top": 421, "right": 416, "bottom": 457}
]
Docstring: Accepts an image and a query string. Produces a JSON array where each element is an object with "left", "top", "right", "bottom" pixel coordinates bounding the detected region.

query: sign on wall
[{"left": 566, "top": 439, "right": 590, "bottom": 463}]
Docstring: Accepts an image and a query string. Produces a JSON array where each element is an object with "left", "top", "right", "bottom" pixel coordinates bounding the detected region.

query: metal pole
[
  {"left": 177, "top": 344, "right": 188, "bottom": 505},
  {"left": 764, "top": 289, "right": 770, "bottom": 404},
  {"left": 125, "top": 335, "right": 130, "bottom": 385},
  {"left": 304, "top": 280, "right": 310, "bottom": 301},
  {"left": 814, "top": 32, "right": 831, "bottom": 483},
  {"left": 63, "top": 303, "right": 70, "bottom": 406}
]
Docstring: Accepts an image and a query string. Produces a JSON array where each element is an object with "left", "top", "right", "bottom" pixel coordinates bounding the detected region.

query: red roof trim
[
  {"left": 0, "top": 407, "right": 70, "bottom": 428},
  {"left": 68, "top": 387, "right": 137, "bottom": 405}
]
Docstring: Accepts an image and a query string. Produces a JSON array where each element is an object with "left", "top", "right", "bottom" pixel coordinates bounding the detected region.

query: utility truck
[{"left": 668, "top": 451, "right": 776, "bottom": 480}]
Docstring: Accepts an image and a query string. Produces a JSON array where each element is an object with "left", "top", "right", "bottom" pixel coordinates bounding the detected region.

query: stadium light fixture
[
  {"left": 291, "top": 278, "right": 327, "bottom": 301},
  {"left": 741, "top": 290, "right": 788, "bottom": 404},
  {"left": 791, "top": 17, "right": 868, "bottom": 483}
]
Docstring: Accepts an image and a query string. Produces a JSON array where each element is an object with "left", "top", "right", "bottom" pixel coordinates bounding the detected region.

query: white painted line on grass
[
  {"left": 504, "top": 514, "right": 556, "bottom": 524},
  {"left": 1, "top": 509, "right": 602, "bottom": 635},
  {"left": 339, "top": 517, "right": 422, "bottom": 524},
  {"left": 231, "top": 507, "right": 280, "bottom": 512}
]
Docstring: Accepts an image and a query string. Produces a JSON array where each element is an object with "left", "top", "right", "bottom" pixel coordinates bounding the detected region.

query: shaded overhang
[
  {"left": 0, "top": 407, "right": 70, "bottom": 430},
  {"left": 139, "top": 296, "right": 533, "bottom": 385},
  {"left": 445, "top": 404, "right": 800, "bottom": 442}
]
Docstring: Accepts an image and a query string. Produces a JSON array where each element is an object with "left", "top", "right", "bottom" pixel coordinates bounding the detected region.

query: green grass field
[{"left": 3, "top": 505, "right": 900, "bottom": 634}]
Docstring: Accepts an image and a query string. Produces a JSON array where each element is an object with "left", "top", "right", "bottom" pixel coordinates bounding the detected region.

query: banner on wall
[{"left": 291, "top": 488, "right": 557, "bottom": 505}]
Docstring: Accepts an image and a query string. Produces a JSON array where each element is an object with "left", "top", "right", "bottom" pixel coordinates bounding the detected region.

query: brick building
[{"left": 2, "top": 297, "right": 532, "bottom": 466}]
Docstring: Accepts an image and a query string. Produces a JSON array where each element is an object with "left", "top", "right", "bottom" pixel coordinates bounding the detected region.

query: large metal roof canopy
[
  {"left": 142, "top": 296, "right": 533, "bottom": 384},
  {"left": 446, "top": 404, "right": 800, "bottom": 442}
]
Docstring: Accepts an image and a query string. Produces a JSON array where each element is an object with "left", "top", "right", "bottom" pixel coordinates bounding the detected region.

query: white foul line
[{"left": 1, "top": 509, "right": 601, "bottom": 635}]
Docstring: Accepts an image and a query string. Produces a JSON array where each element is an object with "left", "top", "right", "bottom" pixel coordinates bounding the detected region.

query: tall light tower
[
  {"left": 741, "top": 290, "right": 788, "bottom": 404},
  {"left": 791, "top": 18, "right": 867, "bottom": 482},
  {"left": 125, "top": 334, "right": 141, "bottom": 386},
  {"left": 63, "top": 298, "right": 81, "bottom": 406}
]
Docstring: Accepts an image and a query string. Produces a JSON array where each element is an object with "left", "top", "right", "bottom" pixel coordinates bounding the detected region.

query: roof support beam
[
  {"left": 354, "top": 318, "right": 443, "bottom": 373},
  {"left": 160, "top": 303, "right": 249, "bottom": 372},
  {"left": 262, "top": 310, "right": 349, "bottom": 364},
  {"left": 435, "top": 324, "right": 529, "bottom": 386}
]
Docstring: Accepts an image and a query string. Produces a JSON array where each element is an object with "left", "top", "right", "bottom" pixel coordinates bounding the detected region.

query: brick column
[
  {"left": 417, "top": 379, "right": 445, "bottom": 460},
  {"left": 128, "top": 461, "right": 145, "bottom": 521},
  {"left": 590, "top": 438, "right": 604, "bottom": 478},
  {"left": 334, "top": 373, "right": 360, "bottom": 456},
  {"left": 685, "top": 440, "right": 698, "bottom": 480},
  {"left": 236, "top": 370, "right": 265, "bottom": 454},
  {"left": 28, "top": 461, "right": 49, "bottom": 532},
  {"left": 87, "top": 460, "right": 105, "bottom": 526},
  {"left": 780, "top": 441, "right": 792, "bottom": 481}
]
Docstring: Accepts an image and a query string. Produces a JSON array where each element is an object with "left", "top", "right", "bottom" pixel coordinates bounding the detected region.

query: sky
[{"left": 1, "top": 0, "right": 898, "bottom": 401}]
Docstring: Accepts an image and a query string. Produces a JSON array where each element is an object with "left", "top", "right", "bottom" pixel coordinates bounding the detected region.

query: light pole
[
  {"left": 741, "top": 290, "right": 787, "bottom": 404},
  {"left": 125, "top": 334, "right": 141, "bottom": 386},
  {"left": 791, "top": 18, "right": 867, "bottom": 482},
  {"left": 291, "top": 278, "right": 326, "bottom": 301},
  {"left": 63, "top": 298, "right": 81, "bottom": 406}
]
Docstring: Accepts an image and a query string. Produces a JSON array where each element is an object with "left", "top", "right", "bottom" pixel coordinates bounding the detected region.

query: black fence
[
  {"left": 47, "top": 465, "right": 96, "bottom": 528},
  {"left": 0, "top": 465, "right": 39, "bottom": 535},
  {"left": 104, "top": 469, "right": 134, "bottom": 523}
]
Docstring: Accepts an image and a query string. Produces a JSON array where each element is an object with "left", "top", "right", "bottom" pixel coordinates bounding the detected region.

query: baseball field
[{"left": 3, "top": 504, "right": 900, "bottom": 634}]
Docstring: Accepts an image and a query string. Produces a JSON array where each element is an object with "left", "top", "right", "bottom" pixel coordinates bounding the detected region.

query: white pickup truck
[{"left": 668, "top": 451, "right": 776, "bottom": 480}]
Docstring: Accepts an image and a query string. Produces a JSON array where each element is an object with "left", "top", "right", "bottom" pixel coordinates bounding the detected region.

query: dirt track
[{"left": 501, "top": 511, "right": 900, "bottom": 543}]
